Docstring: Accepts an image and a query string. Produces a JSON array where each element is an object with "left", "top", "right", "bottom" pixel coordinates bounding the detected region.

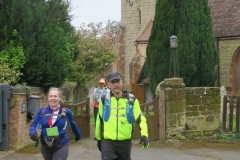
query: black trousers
[
  {"left": 41, "top": 142, "right": 69, "bottom": 160},
  {"left": 101, "top": 139, "right": 132, "bottom": 160},
  {"left": 94, "top": 107, "right": 99, "bottom": 126}
]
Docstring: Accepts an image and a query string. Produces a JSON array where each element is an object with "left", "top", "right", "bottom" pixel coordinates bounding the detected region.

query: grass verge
[{"left": 213, "top": 132, "right": 240, "bottom": 140}]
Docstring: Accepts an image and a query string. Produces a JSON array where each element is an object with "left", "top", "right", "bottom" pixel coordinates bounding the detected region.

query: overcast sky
[{"left": 70, "top": 0, "right": 121, "bottom": 28}]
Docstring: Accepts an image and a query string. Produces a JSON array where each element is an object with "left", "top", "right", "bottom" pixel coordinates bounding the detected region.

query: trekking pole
[{"left": 35, "top": 136, "right": 40, "bottom": 147}]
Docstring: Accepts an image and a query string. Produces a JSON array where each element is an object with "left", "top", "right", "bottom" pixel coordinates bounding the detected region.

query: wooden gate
[
  {"left": 222, "top": 95, "right": 240, "bottom": 133},
  {"left": 131, "top": 84, "right": 145, "bottom": 104},
  {"left": 61, "top": 98, "right": 90, "bottom": 139},
  {"left": 132, "top": 98, "right": 159, "bottom": 140}
]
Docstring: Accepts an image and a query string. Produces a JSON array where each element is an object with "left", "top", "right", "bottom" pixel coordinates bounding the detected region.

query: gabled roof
[
  {"left": 136, "top": 1, "right": 240, "bottom": 40},
  {"left": 136, "top": 21, "right": 153, "bottom": 42},
  {"left": 136, "top": 1, "right": 240, "bottom": 84},
  {"left": 208, "top": 0, "right": 240, "bottom": 37}
]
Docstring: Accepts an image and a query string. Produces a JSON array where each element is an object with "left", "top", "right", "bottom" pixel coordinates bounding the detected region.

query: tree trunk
[{"left": 73, "top": 82, "right": 89, "bottom": 103}]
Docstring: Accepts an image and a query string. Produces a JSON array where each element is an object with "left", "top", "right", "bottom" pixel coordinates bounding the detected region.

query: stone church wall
[{"left": 120, "top": 0, "right": 156, "bottom": 90}]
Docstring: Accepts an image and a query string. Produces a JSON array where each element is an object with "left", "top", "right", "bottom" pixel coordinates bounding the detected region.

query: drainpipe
[{"left": 216, "top": 38, "right": 220, "bottom": 87}]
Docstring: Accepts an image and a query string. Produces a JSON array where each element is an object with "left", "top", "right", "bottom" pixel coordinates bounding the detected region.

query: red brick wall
[
  {"left": 115, "top": 27, "right": 127, "bottom": 89},
  {"left": 9, "top": 87, "right": 47, "bottom": 150}
]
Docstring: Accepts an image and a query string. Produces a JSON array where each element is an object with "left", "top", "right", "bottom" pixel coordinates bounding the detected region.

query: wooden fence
[
  {"left": 61, "top": 98, "right": 90, "bottom": 139},
  {"left": 222, "top": 95, "right": 240, "bottom": 133},
  {"left": 132, "top": 98, "right": 161, "bottom": 140}
]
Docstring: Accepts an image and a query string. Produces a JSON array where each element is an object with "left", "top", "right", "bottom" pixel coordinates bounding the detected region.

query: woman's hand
[{"left": 30, "top": 133, "right": 38, "bottom": 141}]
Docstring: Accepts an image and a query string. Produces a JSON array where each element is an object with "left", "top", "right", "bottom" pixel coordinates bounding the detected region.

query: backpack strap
[
  {"left": 36, "top": 106, "right": 48, "bottom": 129},
  {"left": 41, "top": 106, "right": 48, "bottom": 117},
  {"left": 61, "top": 107, "right": 68, "bottom": 130},
  {"left": 95, "top": 87, "right": 100, "bottom": 100},
  {"left": 37, "top": 106, "right": 68, "bottom": 129},
  {"left": 102, "top": 87, "right": 108, "bottom": 96},
  {"left": 102, "top": 93, "right": 111, "bottom": 122},
  {"left": 126, "top": 93, "right": 135, "bottom": 124},
  {"left": 41, "top": 107, "right": 67, "bottom": 117},
  {"left": 61, "top": 107, "right": 67, "bottom": 118},
  {"left": 101, "top": 92, "right": 135, "bottom": 124},
  {"left": 101, "top": 95, "right": 106, "bottom": 105}
]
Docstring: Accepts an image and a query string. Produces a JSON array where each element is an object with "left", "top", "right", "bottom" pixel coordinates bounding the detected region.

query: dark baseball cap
[{"left": 108, "top": 72, "right": 122, "bottom": 82}]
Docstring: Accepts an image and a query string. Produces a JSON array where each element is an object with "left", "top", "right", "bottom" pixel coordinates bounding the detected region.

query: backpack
[
  {"left": 35, "top": 107, "right": 68, "bottom": 147},
  {"left": 37, "top": 107, "right": 68, "bottom": 130},
  {"left": 94, "top": 87, "right": 108, "bottom": 101},
  {"left": 101, "top": 93, "right": 135, "bottom": 124}
]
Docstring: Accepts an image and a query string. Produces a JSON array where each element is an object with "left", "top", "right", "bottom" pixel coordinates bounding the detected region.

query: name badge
[{"left": 46, "top": 126, "right": 59, "bottom": 136}]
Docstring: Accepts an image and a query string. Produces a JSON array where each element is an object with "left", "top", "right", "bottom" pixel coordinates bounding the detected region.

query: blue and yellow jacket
[
  {"left": 29, "top": 105, "right": 81, "bottom": 146},
  {"left": 95, "top": 91, "right": 148, "bottom": 140}
]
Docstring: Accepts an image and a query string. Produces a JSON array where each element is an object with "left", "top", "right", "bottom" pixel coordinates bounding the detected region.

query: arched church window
[{"left": 138, "top": 8, "right": 141, "bottom": 24}]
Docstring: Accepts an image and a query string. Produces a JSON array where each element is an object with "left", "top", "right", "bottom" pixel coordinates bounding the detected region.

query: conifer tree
[
  {"left": 146, "top": 0, "right": 218, "bottom": 94},
  {"left": 0, "top": 0, "right": 77, "bottom": 90}
]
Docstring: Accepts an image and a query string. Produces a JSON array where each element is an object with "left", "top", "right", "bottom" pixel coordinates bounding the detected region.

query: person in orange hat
[{"left": 91, "top": 78, "right": 110, "bottom": 126}]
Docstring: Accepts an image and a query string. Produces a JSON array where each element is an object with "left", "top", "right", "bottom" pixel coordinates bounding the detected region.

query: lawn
[
  {"left": 227, "top": 114, "right": 237, "bottom": 132},
  {"left": 142, "top": 110, "right": 154, "bottom": 116},
  {"left": 232, "top": 115, "right": 236, "bottom": 132},
  {"left": 214, "top": 114, "right": 240, "bottom": 140}
]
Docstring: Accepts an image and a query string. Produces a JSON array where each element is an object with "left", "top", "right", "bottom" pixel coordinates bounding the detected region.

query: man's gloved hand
[
  {"left": 139, "top": 136, "right": 149, "bottom": 149},
  {"left": 97, "top": 140, "right": 101, "bottom": 151},
  {"left": 30, "top": 133, "right": 38, "bottom": 141},
  {"left": 75, "top": 136, "right": 81, "bottom": 142}
]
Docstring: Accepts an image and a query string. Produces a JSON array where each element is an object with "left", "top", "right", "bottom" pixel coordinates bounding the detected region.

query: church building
[{"left": 112, "top": 0, "right": 240, "bottom": 103}]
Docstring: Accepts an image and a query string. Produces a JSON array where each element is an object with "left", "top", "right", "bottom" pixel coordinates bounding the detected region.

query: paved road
[
  {"left": 1, "top": 137, "right": 240, "bottom": 160},
  {"left": 1, "top": 125, "right": 240, "bottom": 160}
]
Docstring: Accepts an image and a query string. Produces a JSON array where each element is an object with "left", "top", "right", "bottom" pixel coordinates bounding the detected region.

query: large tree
[
  {"left": 146, "top": 0, "right": 218, "bottom": 94},
  {"left": 66, "top": 21, "right": 120, "bottom": 103},
  {"left": 68, "top": 21, "right": 120, "bottom": 84},
  {"left": 0, "top": 0, "right": 77, "bottom": 90},
  {"left": 0, "top": 0, "right": 119, "bottom": 93},
  {"left": 20, "top": 0, "right": 77, "bottom": 90}
]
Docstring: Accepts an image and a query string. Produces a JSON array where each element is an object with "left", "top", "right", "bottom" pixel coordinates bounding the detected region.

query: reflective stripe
[
  {"left": 111, "top": 107, "right": 125, "bottom": 110},
  {"left": 42, "top": 114, "right": 62, "bottom": 116},
  {"left": 36, "top": 123, "right": 41, "bottom": 130},
  {"left": 103, "top": 93, "right": 111, "bottom": 121},
  {"left": 110, "top": 114, "right": 126, "bottom": 117},
  {"left": 63, "top": 121, "right": 67, "bottom": 130}
]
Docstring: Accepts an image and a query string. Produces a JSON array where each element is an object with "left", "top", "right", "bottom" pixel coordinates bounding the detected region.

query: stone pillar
[
  {"left": 160, "top": 78, "right": 186, "bottom": 139},
  {"left": 9, "top": 87, "right": 47, "bottom": 150}
]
